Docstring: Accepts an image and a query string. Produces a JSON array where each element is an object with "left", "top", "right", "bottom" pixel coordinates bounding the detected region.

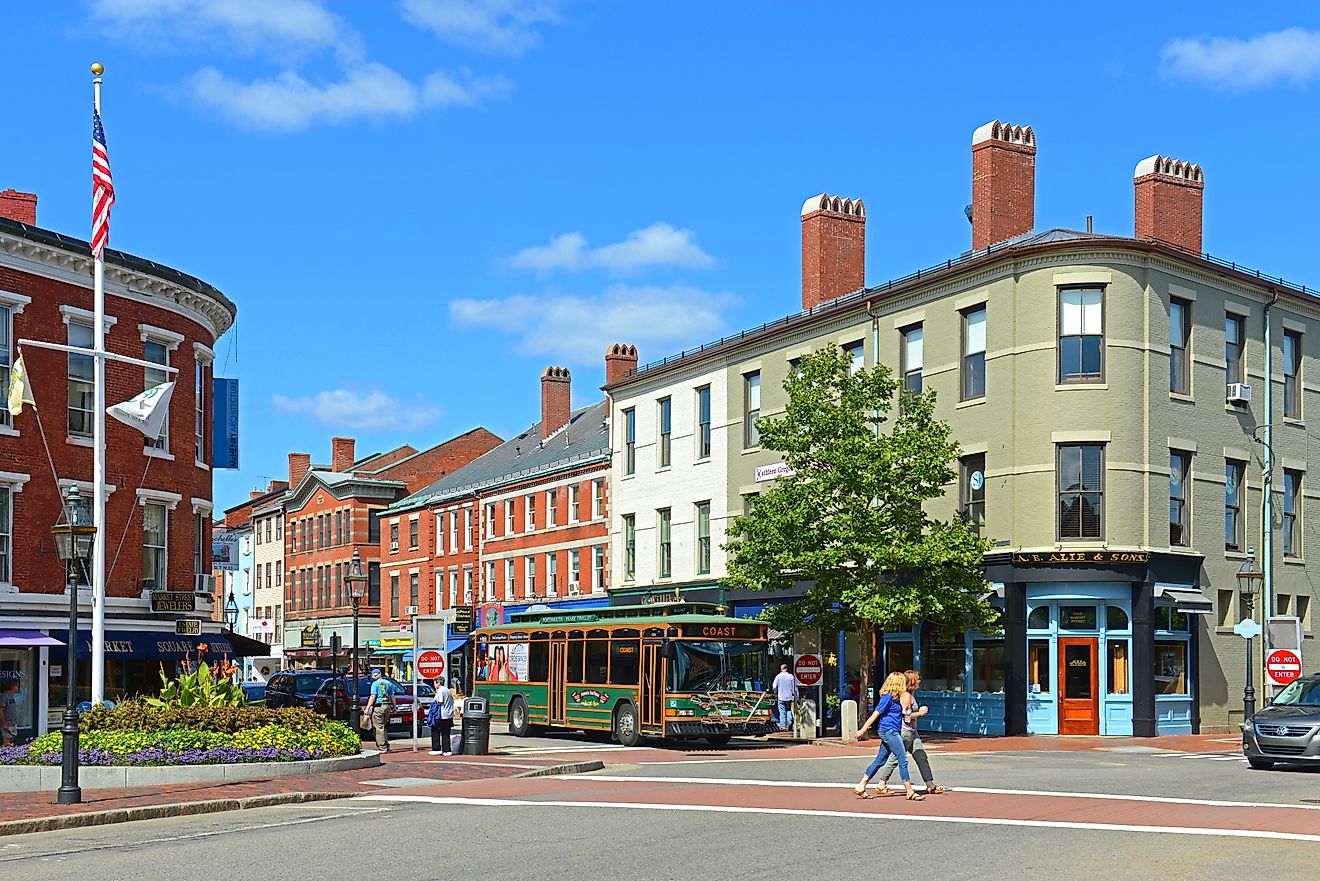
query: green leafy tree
[{"left": 724, "top": 346, "right": 995, "bottom": 703}]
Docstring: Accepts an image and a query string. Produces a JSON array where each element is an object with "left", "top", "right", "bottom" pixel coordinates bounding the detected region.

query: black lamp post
[
  {"left": 345, "top": 550, "right": 368, "bottom": 733},
  {"left": 52, "top": 485, "right": 95, "bottom": 806},
  {"left": 1237, "top": 550, "right": 1264, "bottom": 722}
]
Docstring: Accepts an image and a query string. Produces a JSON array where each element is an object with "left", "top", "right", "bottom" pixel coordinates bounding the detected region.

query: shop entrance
[{"left": 1057, "top": 637, "right": 1099, "bottom": 735}]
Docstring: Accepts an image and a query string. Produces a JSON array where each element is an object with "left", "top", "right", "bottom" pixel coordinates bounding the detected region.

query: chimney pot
[
  {"left": 1134, "top": 155, "right": 1204, "bottom": 253},
  {"left": 250, "top": 489, "right": 262, "bottom": 501},
  {"left": 971, "top": 120, "right": 1036, "bottom": 250},
  {"left": 540, "top": 366, "right": 572, "bottom": 441},
  {"left": 288, "top": 452, "right": 311, "bottom": 488},
  {"left": 800, "top": 193, "right": 866, "bottom": 310},
  {"left": 331, "top": 437, "right": 356, "bottom": 473},
  {"left": 0, "top": 189, "right": 37, "bottom": 226},
  {"left": 604, "top": 343, "right": 639, "bottom": 385}
]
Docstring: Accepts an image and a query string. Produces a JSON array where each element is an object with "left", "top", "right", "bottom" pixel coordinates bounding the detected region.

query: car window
[{"left": 1272, "top": 677, "right": 1320, "bottom": 707}]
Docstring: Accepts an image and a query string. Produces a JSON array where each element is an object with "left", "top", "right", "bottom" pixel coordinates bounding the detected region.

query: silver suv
[{"left": 1242, "top": 674, "right": 1320, "bottom": 770}]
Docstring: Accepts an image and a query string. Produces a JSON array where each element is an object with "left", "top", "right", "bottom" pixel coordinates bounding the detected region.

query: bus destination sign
[{"left": 680, "top": 623, "right": 763, "bottom": 640}]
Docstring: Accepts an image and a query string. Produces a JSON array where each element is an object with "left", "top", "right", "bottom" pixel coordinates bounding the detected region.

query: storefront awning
[
  {"left": 49, "top": 630, "right": 274, "bottom": 659},
  {"left": 1155, "top": 585, "right": 1213, "bottom": 615},
  {"left": 0, "top": 629, "right": 65, "bottom": 647}
]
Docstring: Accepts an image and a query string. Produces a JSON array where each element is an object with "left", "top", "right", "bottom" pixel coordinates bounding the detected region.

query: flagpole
[{"left": 90, "top": 62, "right": 108, "bottom": 706}]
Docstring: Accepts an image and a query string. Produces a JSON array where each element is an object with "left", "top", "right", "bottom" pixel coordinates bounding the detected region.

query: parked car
[
  {"left": 264, "top": 671, "right": 350, "bottom": 720},
  {"left": 345, "top": 676, "right": 426, "bottom": 731},
  {"left": 241, "top": 683, "right": 267, "bottom": 704},
  {"left": 1242, "top": 673, "right": 1320, "bottom": 769}
]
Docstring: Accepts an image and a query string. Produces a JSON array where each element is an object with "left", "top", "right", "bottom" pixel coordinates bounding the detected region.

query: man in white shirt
[{"left": 771, "top": 664, "right": 795, "bottom": 731}]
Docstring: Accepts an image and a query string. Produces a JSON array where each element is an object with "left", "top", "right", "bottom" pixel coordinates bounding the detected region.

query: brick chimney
[
  {"left": 267, "top": 480, "right": 287, "bottom": 493},
  {"left": 249, "top": 489, "right": 263, "bottom": 501},
  {"left": 288, "top": 452, "right": 311, "bottom": 488},
  {"left": 541, "top": 366, "right": 572, "bottom": 441},
  {"left": 331, "top": 437, "right": 356, "bottom": 473},
  {"left": 801, "top": 194, "right": 865, "bottom": 310},
  {"left": 605, "top": 343, "right": 639, "bottom": 385},
  {"left": 971, "top": 120, "right": 1036, "bottom": 251},
  {"left": 1134, "top": 155, "right": 1204, "bottom": 253},
  {"left": 0, "top": 189, "right": 37, "bottom": 226}
]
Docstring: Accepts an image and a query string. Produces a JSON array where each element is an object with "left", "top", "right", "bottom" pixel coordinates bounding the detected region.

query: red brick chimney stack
[
  {"left": 800, "top": 194, "right": 865, "bottom": 311},
  {"left": 249, "top": 489, "right": 263, "bottom": 501},
  {"left": 0, "top": 189, "right": 37, "bottom": 226},
  {"left": 541, "top": 367, "right": 572, "bottom": 441},
  {"left": 604, "top": 343, "right": 639, "bottom": 385},
  {"left": 971, "top": 120, "right": 1036, "bottom": 251},
  {"left": 1134, "top": 155, "right": 1204, "bottom": 253},
  {"left": 331, "top": 437, "right": 356, "bottom": 473},
  {"left": 288, "top": 452, "right": 311, "bottom": 488}
]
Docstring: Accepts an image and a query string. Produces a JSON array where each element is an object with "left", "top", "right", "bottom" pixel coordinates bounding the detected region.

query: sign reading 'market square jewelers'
[
  {"left": 150, "top": 592, "right": 196, "bottom": 613},
  {"left": 1011, "top": 551, "right": 1150, "bottom": 565}
]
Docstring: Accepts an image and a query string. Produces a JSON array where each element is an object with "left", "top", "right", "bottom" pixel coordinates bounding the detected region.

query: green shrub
[{"left": 81, "top": 700, "right": 328, "bottom": 734}]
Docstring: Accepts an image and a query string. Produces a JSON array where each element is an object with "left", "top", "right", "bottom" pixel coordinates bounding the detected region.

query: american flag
[{"left": 92, "top": 109, "right": 115, "bottom": 259}]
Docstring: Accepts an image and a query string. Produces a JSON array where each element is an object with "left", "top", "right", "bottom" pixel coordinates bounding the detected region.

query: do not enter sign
[
  {"left": 1266, "top": 649, "right": 1302, "bottom": 686},
  {"left": 794, "top": 654, "right": 823, "bottom": 687},
  {"left": 415, "top": 650, "right": 446, "bottom": 681}
]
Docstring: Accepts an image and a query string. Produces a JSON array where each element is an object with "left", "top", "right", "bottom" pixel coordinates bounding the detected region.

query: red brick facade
[
  {"left": 801, "top": 195, "right": 866, "bottom": 310},
  {"left": 971, "top": 120, "right": 1036, "bottom": 251},
  {"left": 1134, "top": 156, "right": 1204, "bottom": 254},
  {"left": 0, "top": 190, "right": 37, "bottom": 226},
  {"left": 356, "top": 429, "right": 501, "bottom": 494}
]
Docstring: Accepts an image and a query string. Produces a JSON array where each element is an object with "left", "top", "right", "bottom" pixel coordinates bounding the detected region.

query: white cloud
[
  {"left": 401, "top": 0, "right": 563, "bottom": 55},
  {"left": 188, "top": 63, "right": 511, "bottom": 132},
  {"left": 449, "top": 284, "right": 737, "bottom": 366},
  {"left": 272, "top": 388, "right": 443, "bottom": 431},
  {"left": 1161, "top": 27, "right": 1320, "bottom": 90},
  {"left": 510, "top": 223, "right": 717, "bottom": 275}
]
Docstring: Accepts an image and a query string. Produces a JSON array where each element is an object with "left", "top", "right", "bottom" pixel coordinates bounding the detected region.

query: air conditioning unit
[
  {"left": 390, "top": 541, "right": 399, "bottom": 552},
  {"left": 405, "top": 605, "right": 419, "bottom": 616},
  {"left": 194, "top": 574, "right": 215, "bottom": 593},
  {"left": 568, "top": 583, "right": 581, "bottom": 596},
  {"left": 1227, "top": 383, "right": 1252, "bottom": 404}
]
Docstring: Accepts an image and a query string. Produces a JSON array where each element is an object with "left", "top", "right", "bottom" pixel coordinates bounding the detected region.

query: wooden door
[
  {"left": 640, "top": 642, "right": 665, "bottom": 734},
  {"left": 1057, "top": 638, "right": 1099, "bottom": 735},
  {"left": 549, "top": 640, "right": 567, "bottom": 725}
]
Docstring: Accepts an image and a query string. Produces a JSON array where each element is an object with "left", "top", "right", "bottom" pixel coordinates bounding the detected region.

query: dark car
[
  {"left": 1242, "top": 673, "right": 1320, "bottom": 769},
  {"left": 241, "top": 683, "right": 267, "bottom": 704},
  {"left": 264, "top": 671, "right": 350, "bottom": 720},
  {"left": 347, "top": 676, "right": 429, "bottom": 731}
]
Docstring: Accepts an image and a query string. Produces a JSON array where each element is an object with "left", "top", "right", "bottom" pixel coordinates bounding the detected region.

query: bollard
[
  {"left": 841, "top": 699, "right": 859, "bottom": 741},
  {"left": 795, "top": 697, "right": 818, "bottom": 739}
]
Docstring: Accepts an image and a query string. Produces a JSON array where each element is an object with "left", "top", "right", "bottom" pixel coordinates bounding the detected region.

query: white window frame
[
  {"left": 569, "top": 548, "right": 580, "bottom": 590},
  {"left": 463, "top": 568, "right": 473, "bottom": 605},
  {"left": 525, "top": 554, "right": 536, "bottom": 597},
  {"left": 592, "top": 545, "right": 605, "bottom": 593},
  {"left": 569, "top": 484, "right": 580, "bottom": 523},
  {"left": 449, "top": 568, "right": 459, "bottom": 608},
  {"left": 593, "top": 479, "right": 605, "bottom": 520},
  {"left": 547, "top": 488, "right": 558, "bottom": 527},
  {"left": 505, "top": 499, "right": 516, "bottom": 534},
  {"left": 0, "top": 477, "right": 27, "bottom": 583},
  {"left": 67, "top": 320, "right": 95, "bottom": 439},
  {"left": 525, "top": 494, "right": 536, "bottom": 531},
  {"left": 485, "top": 503, "right": 496, "bottom": 539},
  {"left": 142, "top": 501, "right": 169, "bottom": 591},
  {"left": 485, "top": 561, "right": 496, "bottom": 602},
  {"left": 505, "top": 558, "right": 515, "bottom": 601},
  {"left": 449, "top": 508, "right": 458, "bottom": 553},
  {"left": 435, "top": 511, "right": 444, "bottom": 554},
  {"left": 141, "top": 330, "right": 180, "bottom": 455},
  {"left": 547, "top": 552, "right": 558, "bottom": 596}
]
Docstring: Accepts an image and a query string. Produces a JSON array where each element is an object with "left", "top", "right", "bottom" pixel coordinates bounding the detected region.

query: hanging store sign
[
  {"left": 1012, "top": 551, "right": 1149, "bottom": 565},
  {"left": 150, "top": 592, "right": 197, "bottom": 613},
  {"left": 451, "top": 607, "right": 473, "bottom": 635},
  {"left": 755, "top": 462, "right": 796, "bottom": 482},
  {"left": 175, "top": 619, "right": 201, "bottom": 636},
  {"left": 212, "top": 377, "right": 240, "bottom": 470}
]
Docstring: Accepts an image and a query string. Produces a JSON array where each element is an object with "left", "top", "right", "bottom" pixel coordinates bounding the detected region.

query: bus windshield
[{"left": 668, "top": 641, "right": 770, "bottom": 694}]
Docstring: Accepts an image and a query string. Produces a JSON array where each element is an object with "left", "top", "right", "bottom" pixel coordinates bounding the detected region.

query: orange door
[{"left": 1058, "top": 638, "right": 1099, "bottom": 735}]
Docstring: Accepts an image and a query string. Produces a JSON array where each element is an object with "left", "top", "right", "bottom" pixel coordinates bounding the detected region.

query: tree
[{"left": 724, "top": 346, "right": 995, "bottom": 705}]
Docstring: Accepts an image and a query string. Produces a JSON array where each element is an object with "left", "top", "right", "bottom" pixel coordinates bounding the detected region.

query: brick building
[{"left": 0, "top": 192, "right": 237, "bottom": 738}]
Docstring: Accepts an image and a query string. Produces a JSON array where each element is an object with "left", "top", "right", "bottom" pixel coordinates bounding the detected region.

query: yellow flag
[{"left": 8, "top": 354, "right": 35, "bottom": 416}]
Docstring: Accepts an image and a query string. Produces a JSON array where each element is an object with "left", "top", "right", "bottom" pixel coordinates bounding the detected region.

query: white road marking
[
  {"left": 561, "top": 774, "right": 1320, "bottom": 811},
  {"left": 499, "top": 744, "right": 643, "bottom": 755},
  {"left": 354, "top": 795, "right": 1320, "bottom": 843}
]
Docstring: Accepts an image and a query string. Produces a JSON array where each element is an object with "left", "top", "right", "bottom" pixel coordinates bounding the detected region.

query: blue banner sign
[{"left": 212, "top": 377, "right": 239, "bottom": 469}]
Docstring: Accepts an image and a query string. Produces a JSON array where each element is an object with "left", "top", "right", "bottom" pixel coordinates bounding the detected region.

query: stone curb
[
  {"left": 0, "top": 791, "right": 358, "bottom": 838},
  {"left": 513, "top": 760, "right": 605, "bottom": 778}
]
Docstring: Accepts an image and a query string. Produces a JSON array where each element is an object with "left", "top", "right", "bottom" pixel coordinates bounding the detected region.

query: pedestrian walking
[
  {"left": 427, "top": 677, "right": 456, "bottom": 756},
  {"left": 875, "top": 669, "right": 945, "bottom": 795},
  {"left": 1, "top": 678, "right": 20, "bottom": 748},
  {"left": 363, "top": 669, "right": 393, "bottom": 753},
  {"left": 771, "top": 664, "right": 795, "bottom": 731},
  {"left": 853, "top": 671, "right": 923, "bottom": 801}
]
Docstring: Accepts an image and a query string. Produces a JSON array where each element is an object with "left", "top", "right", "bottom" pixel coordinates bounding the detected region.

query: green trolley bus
[{"left": 473, "top": 602, "right": 777, "bottom": 746}]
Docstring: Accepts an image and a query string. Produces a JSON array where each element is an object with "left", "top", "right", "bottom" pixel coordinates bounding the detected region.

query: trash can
[{"left": 461, "top": 696, "right": 491, "bottom": 755}]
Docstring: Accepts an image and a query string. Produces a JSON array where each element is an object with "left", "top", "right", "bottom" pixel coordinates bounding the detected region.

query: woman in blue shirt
[{"left": 853, "top": 672, "right": 924, "bottom": 800}]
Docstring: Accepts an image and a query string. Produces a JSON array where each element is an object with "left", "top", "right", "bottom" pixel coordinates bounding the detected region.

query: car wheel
[
  {"left": 614, "top": 703, "right": 641, "bottom": 748},
  {"left": 1247, "top": 757, "right": 1276, "bottom": 770},
  {"left": 509, "top": 697, "right": 531, "bottom": 737}
]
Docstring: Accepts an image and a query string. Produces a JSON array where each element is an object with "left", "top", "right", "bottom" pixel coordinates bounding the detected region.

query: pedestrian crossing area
[
  {"left": 499, "top": 743, "right": 644, "bottom": 756},
  {"left": 1151, "top": 750, "right": 1247, "bottom": 762}
]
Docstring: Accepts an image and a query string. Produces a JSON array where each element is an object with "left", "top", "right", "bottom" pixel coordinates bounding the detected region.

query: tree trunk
[{"left": 857, "top": 621, "right": 874, "bottom": 719}]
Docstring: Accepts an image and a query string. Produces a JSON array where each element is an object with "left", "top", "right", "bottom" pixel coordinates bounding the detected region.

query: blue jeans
[
  {"left": 778, "top": 700, "right": 793, "bottom": 729},
  {"left": 864, "top": 729, "right": 910, "bottom": 783}
]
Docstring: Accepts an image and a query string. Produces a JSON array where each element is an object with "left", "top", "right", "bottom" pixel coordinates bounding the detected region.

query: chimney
[
  {"left": 331, "top": 437, "right": 356, "bottom": 473},
  {"left": 540, "top": 366, "right": 572, "bottom": 441},
  {"left": 249, "top": 489, "right": 263, "bottom": 501},
  {"left": 971, "top": 120, "right": 1036, "bottom": 250},
  {"left": 1134, "top": 155, "right": 1204, "bottom": 253},
  {"left": 604, "top": 343, "right": 639, "bottom": 385},
  {"left": 288, "top": 452, "right": 311, "bottom": 488},
  {"left": 267, "top": 480, "right": 285, "bottom": 493},
  {"left": 800, "top": 194, "right": 865, "bottom": 310},
  {"left": 0, "top": 189, "right": 37, "bottom": 226}
]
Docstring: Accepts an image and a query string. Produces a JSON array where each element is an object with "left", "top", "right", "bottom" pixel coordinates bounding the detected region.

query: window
[
  {"left": 0, "top": 305, "right": 11, "bottom": 427},
  {"left": 505, "top": 500, "right": 515, "bottom": 534},
  {"left": 1170, "top": 297, "right": 1191, "bottom": 394},
  {"left": 389, "top": 522, "right": 399, "bottom": 553},
  {"left": 1057, "top": 444, "right": 1104, "bottom": 540},
  {"left": 486, "top": 561, "right": 495, "bottom": 602},
  {"left": 920, "top": 633, "right": 966, "bottom": 693},
  {"left": 1028, "top": 640, "right": 1050, "bottom": 694},
  {"left": 409, "top": 572, "right": 419, "bottom": 610},
  {"left": 194, "top": 357, "right": 205, "bottom": 463},
  {"left": 390, "top": 574, "right": 399, "bottom": 618},
  {"left": 1284, "top": 330, "right": 1302, "bottom": 419},
  {"left": 409, "top": 518, "right": 419, "bottom": 549},
  {"left": 657, "top": 397, "right": 672, "bottom": 467},
  {"left": 68, "top": 321, "right": 94, "bottom": 437},
  {"left": 696, "top": 385, "right": 712, "bottom": 459},
  {"left": 525, "top": 555, "right": 536, "bottom": 597},
  {"left": 843, "top": 340, "right": 865, "bottom": 375},
  {"left": 275, "top": 561, "right": 282, "bottom": 586},
  {"left": 743, "top": 372, "right": 761, "bottom": 447},
  {"left": 584, "top": 637, "right": 609, "bottom": 684},
  {"left": 276, "top": 518, "right": 282, "bottom": 540},
  {"left": 547, "top": 489, "right": 558, "bottom": 527},
  {"left": 143, "top": 339, "right": 170, "bottom": 450},
  {"left": 1155, "top": 641, "right": 1188, "bottom": 695},
  {"left": 610, "top": 638, "right": 640, "bottom": 685},
  {"left": 1225, "top": 459, "right": 1245, "bottom": 552},
  {"left": 463, "top": 568, "right": 473, "bottom": 605},
  {"left": 971, "top": 641, "right": 1005, "bottom": 693},
  {"left": 569, "top": 484, "right": 580, "bottom": 523},
  {"left": 695, "top": 501, "right": 711, "bottom": 575},
  {"left": 434, "top": 511, "right": 444, "bottom": 554},
  {"left": 961, "top": 306, "right": 986, "bottom": 400},
  {"left": 142, "top": 502, "right": 166, "bottom": 590},
  {"left": 623, "top": 514, "right": 636, "bottom": 581},
  {"left": 485, "top": 503, "right": 495, "bottom": 539},
  {"left": 193, "top": 513, "right": 204, "bottom": 579},
  {"left": 622, "top": 408, "right": 636, "bottom": 475},
  {"left": 1058, "top": 287, "right": 1103, "bottom": 383},
  {"left": 448, "top": 511, "right": 457, "bottom": 553},
  {"left": 1169, "top": 451, "right": 1190, "bottom": 546},
  {"left": 525, "top": 495, "right": 535, "bottom": 531},
  {"left": 657, "top": 508, "right": 672, "bottom": 579},
  {"left": 547, "top": 552, "right": 558, "bottom": 595},
  {"left": 960, "top": 454, "right": 985, "bottom": 532},
  {"left": 901, "top": 324, "right": 923, "bottom": 394},
  {"left": 569, "top": 548, "right": 580, "bottom": 589},
  {"left": 1106, "top": 606, "right": 1129, "bottom": 630},
  {"left": 593, "top": 479, "right": 605, "bottom": 519},
  {"left": 1225, "top": 313, "right": 1245, "bottom": 387},
  {"left": 592, "top": 545, "right": 605, "bottom": 592},
  {"left": 463, "top": 506, "right": 473, "bottom": 549},
  {"left": 1108, "top": 642, "right": 1130, "bottom": 695},
  {"left": 505, "top": 559, "right": 515, "bottom": 601},
  {"left": 449, "top": 569, "right": 459, "bottom": 608},
  {"left": 1284, "top": 469, "right": 1302, "bottom": 558}
]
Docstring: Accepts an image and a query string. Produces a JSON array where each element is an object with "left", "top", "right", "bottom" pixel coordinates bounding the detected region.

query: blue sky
[{"left": 4, "top": 3, "right": 1318, "bottom": 511}]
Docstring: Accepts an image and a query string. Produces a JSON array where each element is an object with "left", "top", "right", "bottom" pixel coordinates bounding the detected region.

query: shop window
[
  {"left": 1059, "top": 606, "right": 1097, "bottom": 630},
  {"left": 1105, "top": 606, "right": 1129, "bottom": 631},
  {"left": 920, "top": 635, "right": 965, "bottom": 693},
  {"left": 971, "top": 640, "right": 1005, "bottom": 693},
  {"left": 1028, "top": 640, "right": 1051, "bottom": 694},
  {"left": 1155, "top": 607, "right": 1190, "bottom": 632},
  {"left": 609, "top": 639, "right": 640, "bottom": 685},
  {"left": 883, "top": 640, "right": 913, "bottom": 676},
  {"left": 1154, "top": 641, "right": 1188, "bottom": 695},
  {"left": 1027, "top": 605, "right": 1050, "bottom": 630},
  {"left": 1107, "top": 642, "right": 1130, "bottom": 695}
]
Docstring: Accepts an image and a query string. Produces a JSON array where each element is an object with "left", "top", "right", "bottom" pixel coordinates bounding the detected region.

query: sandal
[
  {"left": 875, "top": 786, "right": 895, "bottom": 796},
  {"left": 905, "top": 791, "right": 925, "bottom": 801},
  {"left": 925, "top": 785, "right": 946, "bottom": 794},
  {"left": 852, "top": 788, "right": 875, "bottom": 799}
]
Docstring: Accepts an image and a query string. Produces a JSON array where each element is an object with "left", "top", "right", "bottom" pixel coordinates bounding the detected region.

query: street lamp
[
  {"left": 224, "top": 592, "right": 239, "bottom": 631},
  {"left": 1236, "top": 549, "right": 1264, "bottom": 722},
  {"left": 345, "top": 550, "right": 369, "bottom": 733},
  {"left": 51, "top": 485, "right": 95, "bottom": 806}
]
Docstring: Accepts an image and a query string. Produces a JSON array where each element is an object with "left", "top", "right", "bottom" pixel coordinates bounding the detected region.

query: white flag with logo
[{"left": 108, "top": 382, "right": 175, "bottom": 438}]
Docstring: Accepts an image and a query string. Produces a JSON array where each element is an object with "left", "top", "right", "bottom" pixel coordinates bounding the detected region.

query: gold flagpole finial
[{"left": 91, "top": 62, "right": 104, "bottom": 76}]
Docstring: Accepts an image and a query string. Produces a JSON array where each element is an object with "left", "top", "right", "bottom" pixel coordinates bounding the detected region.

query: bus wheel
[
  {"left": 614, "top": 703, "right": 641, "bottom": 747},
  {"left": 704, "top": 733, "right": 731, "bottom": 747},
  {"left": 508, "top": 697, "right": 530, "bottom": 737}
]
